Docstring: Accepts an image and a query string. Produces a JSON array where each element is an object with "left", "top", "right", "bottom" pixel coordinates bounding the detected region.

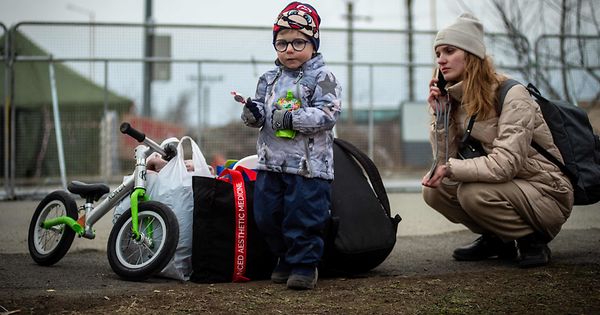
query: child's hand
[
  {"left": 271, "top": 108, "right": 293, "bottom": 130},
  {"left": 242, "top": 97, "right": 262, "bottom": 122}
]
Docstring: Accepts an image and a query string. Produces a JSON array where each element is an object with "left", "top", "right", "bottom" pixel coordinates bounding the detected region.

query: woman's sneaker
[
  {"left": 286, "top": 266, "right": 318, "bottom": 290},
  {"left": 517, "top": 233, "right": 551, "bottom": 268},
  {"left": 271, "top": 259, "right": 292, "bottom": 284},
  {"left": 452, "top": 234, "right": 518, "bottom": 261}
]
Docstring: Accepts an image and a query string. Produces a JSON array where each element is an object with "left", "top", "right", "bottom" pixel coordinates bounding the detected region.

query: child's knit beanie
[{"left": 273, "top": 2, "right": 321, "bottom": 51}]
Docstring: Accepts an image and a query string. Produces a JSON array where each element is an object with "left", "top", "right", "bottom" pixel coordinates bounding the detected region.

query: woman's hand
[
  {"left": 427, "top": 78, "right": 446, "bottom": 112},
  {"left": 422, "top": 164, "right": 449, "bottom": 188}
]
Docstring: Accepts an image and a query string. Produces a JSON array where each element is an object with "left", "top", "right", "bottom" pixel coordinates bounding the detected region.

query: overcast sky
[
  {"left": 0, "top": 0, "right": 504, "bottom": 127},
  {"left": 0, "top": 0, "right": 484, "bottom": 31}
]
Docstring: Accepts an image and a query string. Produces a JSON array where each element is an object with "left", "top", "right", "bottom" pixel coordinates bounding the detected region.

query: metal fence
[
  {"left": 1, "top": 21, "right": 597, "bottom": 199},
  {"left": 533, "top": 34, "right": 600, "bottom": 103}
]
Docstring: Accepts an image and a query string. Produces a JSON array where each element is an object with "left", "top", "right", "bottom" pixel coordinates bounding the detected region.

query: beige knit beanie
[{"left": 433, "top": 13, "right": 486, "bottom": 59}]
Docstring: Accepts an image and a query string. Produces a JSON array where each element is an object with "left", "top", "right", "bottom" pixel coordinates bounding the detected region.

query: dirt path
[{"left": 2, "top": 229, "right": 599, "bottom": 314}]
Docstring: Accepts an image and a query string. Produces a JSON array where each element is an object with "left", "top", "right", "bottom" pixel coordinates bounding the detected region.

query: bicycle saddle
[{"left": 68, "top": 181, "right": 110, "bottom": 202}]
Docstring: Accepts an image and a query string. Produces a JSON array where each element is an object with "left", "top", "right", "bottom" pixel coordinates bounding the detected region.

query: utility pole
[
  {"left": 189, "top": 69, "right": 223, "bottom": 146},
  {"left": 406, "top": 0, "right": 415, "bottom": 101},
  {"left": 342, "top": 1, "right": 370, "bottom": 125},
  {"left": 346, "top": 1, "right": 355, "bottom": 124},
  {"left": 142, "top": 0, "right": 154, "bottom": 117}
]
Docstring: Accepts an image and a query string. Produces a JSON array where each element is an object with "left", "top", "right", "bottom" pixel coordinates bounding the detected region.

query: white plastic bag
[
  {"left": 113, "top": 136, "right": 211, "bottom": 281},
  {"left": 154, "top": 136, "right": 211, "bottom": 281}
]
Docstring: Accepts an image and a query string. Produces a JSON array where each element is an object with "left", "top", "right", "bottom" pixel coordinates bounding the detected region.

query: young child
[{"left": 240, "top": 1, "right": 342, "bottom": 290}]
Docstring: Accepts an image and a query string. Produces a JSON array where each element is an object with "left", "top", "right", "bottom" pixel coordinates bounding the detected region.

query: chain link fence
[
  {"left": 1, "top": 21, "right": 596, "bottom": 198},
  {"left": 533, "top": 34, "right": 600, "bottom": 103}
]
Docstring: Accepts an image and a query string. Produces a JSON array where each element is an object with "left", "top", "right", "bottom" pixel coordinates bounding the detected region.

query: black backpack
[
  {"left": 499, "top": 79, "right": 600, "bottom": 205},
  {"left": 321, "top": 138, "right": 402, "bottom": 275}
]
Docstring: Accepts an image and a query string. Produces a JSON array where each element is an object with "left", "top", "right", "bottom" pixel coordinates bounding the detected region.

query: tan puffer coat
[{"left": 430, "top": 79, "right": 574, "bottom": 235}]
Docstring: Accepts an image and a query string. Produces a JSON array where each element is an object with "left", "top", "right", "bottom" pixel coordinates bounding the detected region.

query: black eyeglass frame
[{"left": 273, "top": 39, "right": 311, "bottom": 52}]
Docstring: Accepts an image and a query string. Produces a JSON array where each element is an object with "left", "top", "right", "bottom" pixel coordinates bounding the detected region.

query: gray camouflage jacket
[{"left": 241, "top": 53, "right": 342, "bottom": 180}]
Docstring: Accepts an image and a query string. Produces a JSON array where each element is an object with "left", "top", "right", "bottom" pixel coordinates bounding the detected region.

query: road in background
[{"left": 1, "top": 192, "right": 598, "bottom": 254}]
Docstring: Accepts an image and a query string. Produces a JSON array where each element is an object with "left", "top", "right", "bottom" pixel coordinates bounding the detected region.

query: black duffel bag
[{"left": 321, "top": 138, "right": 402, "bottom": 275}]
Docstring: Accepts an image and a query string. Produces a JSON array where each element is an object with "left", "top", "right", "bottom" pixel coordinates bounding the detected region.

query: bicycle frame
[{"left": 40, "top": 131, "right": 168, "bottom": 240}]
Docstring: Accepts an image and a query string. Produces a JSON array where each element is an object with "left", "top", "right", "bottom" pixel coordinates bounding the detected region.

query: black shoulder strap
[
  {"left": 497, "top": 80, "right": 571, "bottom": 179},
  {"left": 526, "top": 83, "right": 550, "bottom": 103},
  {"left": 461, "top": 115, "right": 477, "bottom": 143},
  {"left": 497, "top": 78, "right": 521, "bottom": 114},
  {"left": 333, "top": 138, "right": 391, "bottom": 216},
  {"left": 461, "top": 79, "right": 521, "bottom": 143},
  {"left": 527, "top": 84, "right": 575, "bottom": 181},
  {"left": 531, "top": 142, "right": 572, "bottom": 180}
]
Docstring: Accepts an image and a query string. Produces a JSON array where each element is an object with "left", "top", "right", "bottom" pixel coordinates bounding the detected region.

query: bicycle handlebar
[
  {"left": 120, "top": 122, "right": 145, "bottom": 142},
  {"left": 120, "top": 122, "right": 167, "bottom": 157}
]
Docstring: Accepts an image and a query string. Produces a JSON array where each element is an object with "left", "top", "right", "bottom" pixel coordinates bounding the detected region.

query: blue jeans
[{"left": 253, "top": 171, "right": 331, "bottom": 267}]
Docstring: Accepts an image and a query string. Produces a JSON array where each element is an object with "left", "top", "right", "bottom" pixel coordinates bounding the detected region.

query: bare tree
[{"left": 488, "top": 0, "right": 599, "bottom": 107}]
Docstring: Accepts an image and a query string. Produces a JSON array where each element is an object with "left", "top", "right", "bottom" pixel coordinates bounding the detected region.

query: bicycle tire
[
  {"left": 107, "top": 201, "right": 179, "bottom": 281},
  {"left": 28, "top": 190, "right": 78, "bottom": 266}
]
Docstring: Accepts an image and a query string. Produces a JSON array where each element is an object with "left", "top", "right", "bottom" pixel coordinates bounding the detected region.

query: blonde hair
[{"left": 461, "top": 53, "right": 501, "bottom": 120}]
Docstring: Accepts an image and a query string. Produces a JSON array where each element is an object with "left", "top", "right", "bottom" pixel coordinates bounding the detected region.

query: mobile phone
[{"left": 436, "top": 68, "right": 447, "bottom": 96}]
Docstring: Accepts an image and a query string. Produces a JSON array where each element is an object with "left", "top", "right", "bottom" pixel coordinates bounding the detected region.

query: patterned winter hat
[{"left": 273, "top": 2, "right": 321, "bottom": 51}]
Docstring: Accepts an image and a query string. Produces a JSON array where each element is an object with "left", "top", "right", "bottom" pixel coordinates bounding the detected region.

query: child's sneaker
[
  {"left": 286, "top": 266, "right": 318, "bottom": 290},
  {"left": 271, "top": 258, "right": 291, "bottom": 284}
]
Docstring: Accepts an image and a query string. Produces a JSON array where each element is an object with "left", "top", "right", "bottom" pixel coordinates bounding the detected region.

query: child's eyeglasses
[{"left": 274, "top": 39, "right": 311, "bottom": 52}]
